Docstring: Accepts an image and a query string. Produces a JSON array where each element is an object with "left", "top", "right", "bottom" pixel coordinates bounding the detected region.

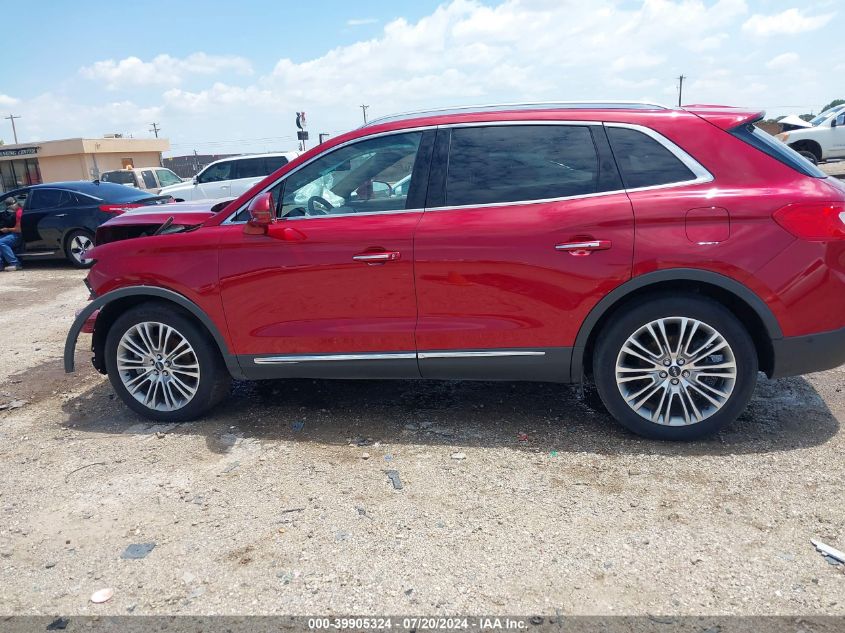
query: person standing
[{"left": 0, "top": 197, "right": 23, "bottom": 271}]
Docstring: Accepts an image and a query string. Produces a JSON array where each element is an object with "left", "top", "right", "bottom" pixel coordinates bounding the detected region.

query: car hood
[
  {"left": 108, "top": 199, "right": 232, "bottom": 226},
  {"left": 93, "top": 198, "right": 234, "bottom": 246},
  {"left": 779, "top": 115, "right": 813, "bottom": 130}
]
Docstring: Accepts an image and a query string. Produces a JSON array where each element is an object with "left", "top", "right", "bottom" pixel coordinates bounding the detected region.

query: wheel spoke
[
  {"left": 116, "top": 321, "right": 200, "bottom": 412},
  {"left": 615, "top": 316, "right": 736, "bottom": 427}
]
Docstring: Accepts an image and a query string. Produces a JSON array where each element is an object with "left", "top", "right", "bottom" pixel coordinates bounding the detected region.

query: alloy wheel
[
  {"left": 69, "top": 234, "right": 93, "bottom": 265},
  {"left": 614, "top": 316, "right": 737, "bottom": 426},
  {"left": 116, "top": 321, "right": 201, "bottom": 411}
]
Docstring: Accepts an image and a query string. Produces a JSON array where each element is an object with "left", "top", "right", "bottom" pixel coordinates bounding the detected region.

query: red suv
[{"left": 64, "top": 102, "right": 845, "bottom": 440}]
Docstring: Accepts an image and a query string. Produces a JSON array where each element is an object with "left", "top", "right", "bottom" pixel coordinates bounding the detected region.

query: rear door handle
[
  {"left": 353, "top": 251, "right": 401, "bottom": 264},
  {"left": 555, "top": 239, "right": 611, "bottom": 255}
]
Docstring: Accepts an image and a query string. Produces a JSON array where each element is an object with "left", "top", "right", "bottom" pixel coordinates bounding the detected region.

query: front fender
[{"left": 64, "top": 285, "right": 245, "bottom": 379}]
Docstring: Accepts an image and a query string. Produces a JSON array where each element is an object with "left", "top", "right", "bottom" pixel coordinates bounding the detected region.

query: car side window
[
  {"left": 197, "top": 161, "right": 232, "bottom": 184},
  {"left": 273, "top": 132, "right": 423, "bottom": 219},
  {"left": 156, "top": 169, "right": 182, "bottom": 187},
  {"left": 444, "top": 125, "right": 600, "bottom": 207},
  {"left": 264, "top": 156, "right": 289, "bottom": 173},
  {"left": 606, "top": 127, "right": 696, "bottom": 189},
  {"left": 141, "top": 170, "right": 158, "bottom": 189},
  {"left": 234, "top": 157, "right": 267, "bottom": 179},
  {"left": 27, "top": 189, "right": 64, "bottom": 210}
]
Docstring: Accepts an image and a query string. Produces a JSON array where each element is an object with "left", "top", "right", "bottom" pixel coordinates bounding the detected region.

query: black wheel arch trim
[
  {"left": 569, "top": 268, "right": 783, "bottom": 382},
  {"left": 64, "top": 285, "right": 245, "bottom": 379}
]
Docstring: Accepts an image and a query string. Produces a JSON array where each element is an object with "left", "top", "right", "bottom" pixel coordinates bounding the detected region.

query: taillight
[
  {"left": 773, "top": 202, "right": 845, "bottom": 241},
  {"left": 99, "top": 204, "right": 142, "bottom": 214}
]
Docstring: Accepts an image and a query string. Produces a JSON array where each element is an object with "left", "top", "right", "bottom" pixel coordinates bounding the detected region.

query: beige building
[{"left": 0, "top": 136, "right": 170, "bottom": 192}]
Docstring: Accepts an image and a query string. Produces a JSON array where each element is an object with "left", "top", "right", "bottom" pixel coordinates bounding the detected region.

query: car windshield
[
  {"left": 101, "top": 171, "right": 136, "bottom": 185},
  {"left": 809, "top": 105, "right": 845, "bottom": 126}
]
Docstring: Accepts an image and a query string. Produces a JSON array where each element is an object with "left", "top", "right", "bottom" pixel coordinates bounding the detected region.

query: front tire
[
  {"left": 64, "top": 230, "right": 95, "bottom": 268},
  {"left": 593, "top": 295, "right": 757, "bottom": 440},
  {"left": 105, "top": 304, "right": 231, "bottom": 422}
]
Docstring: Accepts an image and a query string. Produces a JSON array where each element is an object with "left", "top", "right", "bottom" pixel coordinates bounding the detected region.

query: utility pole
[
  {"left": 192, "top": 149, "right": 199, "bottom": 174},
  {"left": 360, "top": 105, "right": 369, "bottom": 124},
  {"left": 677, "top": 75, "right": 686, "bottom": 107},
  {"left": 4, "top": 113, "right": 21, "bottom": 144},
  {"left": 150, "top": 122, "right": 161, "bottom": 138},
  {"left": 319, "top": 133, "right": 330, "bottom": 145}
]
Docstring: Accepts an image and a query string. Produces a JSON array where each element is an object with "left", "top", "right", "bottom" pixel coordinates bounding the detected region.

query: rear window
[
  {"left": 141, "top": 170, "right": 157, "bottom": 189},
  {"left": 101, "top": 171, "right": 136, "bottom": 186},
  {"left": 445, "top": 125, "right": 600, "bottom": 206},
  {"left": 606, "top": 127, "right": 697, "bottom": 189},
  {"left": 731, "top": 123, "right": 826, "bottom": 178},
  {"left": 234, "top": 157, "right": 267, "bottom": 179}
]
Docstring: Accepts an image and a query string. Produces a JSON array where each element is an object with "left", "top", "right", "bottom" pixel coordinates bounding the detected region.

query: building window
[{"left": 0, "top": 158, "right": 41, "bottom": 191}]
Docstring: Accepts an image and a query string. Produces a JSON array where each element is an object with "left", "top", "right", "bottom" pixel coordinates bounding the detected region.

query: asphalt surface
[{"left": 0, "top": 261, "right": 844, "bottom": 617}]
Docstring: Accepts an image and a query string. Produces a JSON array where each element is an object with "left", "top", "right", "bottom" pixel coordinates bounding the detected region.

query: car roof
[
  {"left": 357, "top": 101, "right": 763, "bottom": 133},
  {"left": 206, "top": 151, "right": 299, "bottom": 166},
  {"left": 26, "top": 181, "right": 151, "bottom": 196}
]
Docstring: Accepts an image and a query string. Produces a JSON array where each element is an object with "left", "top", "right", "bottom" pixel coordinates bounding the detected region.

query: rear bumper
[{"left": 770, "top": 326, "right": 845, "bottom": 378}]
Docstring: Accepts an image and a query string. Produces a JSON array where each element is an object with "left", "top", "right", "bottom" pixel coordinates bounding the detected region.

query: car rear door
[
  {"left": 413, "top": 123, "right": 634, "bottom": 381},
  {"left": 218, "top": 130, "right": 435, "bottom": 379}
]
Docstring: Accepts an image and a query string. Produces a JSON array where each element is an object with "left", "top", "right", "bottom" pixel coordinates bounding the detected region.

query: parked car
[
  {"left": 159, "top": 152, "right": 300, "bottom": 201},
  {"left": 775, "top": 104, "right": 845, "bottom": 164},
  {"left": 65, "top": 102, "right": 845, "bottom": 440},
  {"left": 100, "top": 167, "right": 184, "bottom": 193},
  {"left": 3, "top": 181, "right": 172, "bottom": 267}
]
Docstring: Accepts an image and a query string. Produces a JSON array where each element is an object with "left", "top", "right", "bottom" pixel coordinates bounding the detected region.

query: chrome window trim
[{"left": 223, "top": 120, "right": 712, "bottom": 224}]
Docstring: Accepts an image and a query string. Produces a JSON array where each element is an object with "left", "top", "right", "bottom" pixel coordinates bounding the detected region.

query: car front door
[
  {"left": 218, "top": 130, "right": 434, "bottom": 378},
  {"left": 413, "top": 123, "right": 635, "bottom": 381},
  {"left": 195, "top": 161, "right": 234, "bottom": 200},
  {"left": 828, "top": 113, "right": 845, "bottom": 158},
  {"left": 22, "top": 188, "right": 65, "bottom": 251}
]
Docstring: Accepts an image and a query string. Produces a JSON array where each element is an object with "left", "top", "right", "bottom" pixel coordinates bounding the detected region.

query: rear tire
[
  {"left": 593, "top": 295, "right": 757, "bottom": 440},
  {"left": 104, "top": 303, "right": 231, "bottom": 422},
  {"left": 798, "top": 150, "right": 819, "bottom": 165},
  {"left": 64, "top": 230, "right": 95, "bottom": 268}
]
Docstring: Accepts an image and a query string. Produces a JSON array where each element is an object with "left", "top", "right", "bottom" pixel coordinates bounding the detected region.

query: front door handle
[
  {"left": 555, "top": 239, "right": 611, "bottom": 256},
  {"left": 353, "top": 251, "right": 401, "bottom": 264}
]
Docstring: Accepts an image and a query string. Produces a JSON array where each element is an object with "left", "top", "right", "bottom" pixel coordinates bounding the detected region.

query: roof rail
[{"left": 364, "top": 100, "right": 671, "bottom": 127}]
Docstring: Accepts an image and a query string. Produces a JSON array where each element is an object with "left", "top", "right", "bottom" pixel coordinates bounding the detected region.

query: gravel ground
[{"left": 1, "top": 262, "right": 844, "bottom": 617}]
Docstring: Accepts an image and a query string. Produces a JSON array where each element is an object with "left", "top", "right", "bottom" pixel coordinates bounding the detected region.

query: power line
[{"left": 4, "top": 113, "right": 21, "bottom": 144}]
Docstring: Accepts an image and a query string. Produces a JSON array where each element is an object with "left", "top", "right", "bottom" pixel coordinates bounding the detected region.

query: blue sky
[{"left": 1, "top": 0, "right": 842, "bottom": 155}]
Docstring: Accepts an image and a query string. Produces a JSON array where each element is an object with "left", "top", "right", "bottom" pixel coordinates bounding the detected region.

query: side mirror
[
  {"left": 832, "top": 118, "right": 838, "bottom": 128},
  {"left": 244, "top": 192, "right": 275, "bottom": 234},
  {"left": 192, "top": 175, "right": 199, "bottom": 185}
]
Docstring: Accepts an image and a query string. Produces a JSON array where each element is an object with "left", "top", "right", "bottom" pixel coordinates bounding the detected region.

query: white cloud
[
  {"left": 80, "top": 52, "right": 253, "bottom": 90},
  {"left": 0, "top": 94, "right": 19, "bottom": 107},
  {"left": 742, "top": 8, "right": 834, "bottom": 36},
  {"left": 10, "top": 0, "right": 840, "bottom": 153},
  {"left": 347, "top": 18, "right": 378, "bottom": 26},
  {"left": 766, "top": 52, "right": 800, "bottom": 70}
]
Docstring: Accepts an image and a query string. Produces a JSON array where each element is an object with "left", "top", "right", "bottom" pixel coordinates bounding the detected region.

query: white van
[{"left": 159, "top": 152, "right": 300, "bottom": 201}]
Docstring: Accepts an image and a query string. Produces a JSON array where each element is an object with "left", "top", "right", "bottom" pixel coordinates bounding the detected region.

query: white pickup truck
[
  {"left": 159, "top": 152, "right": 300, "bottom": 201},
  {"left": 775, "top": 104, "right": 845, "bottom": 164}
]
